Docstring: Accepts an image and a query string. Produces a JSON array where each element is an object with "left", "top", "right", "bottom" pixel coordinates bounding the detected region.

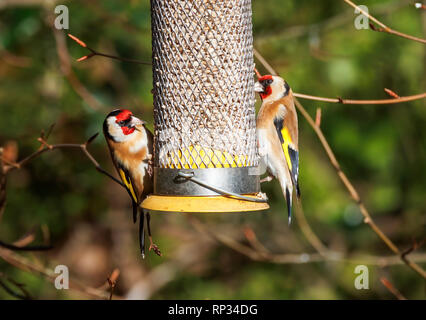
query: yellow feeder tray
[
  {"left": 142, "top": 194, "right": 269, "bottom": 213},
  {"left": 144, "top": 145, "right": 268, "bottom": 214}
]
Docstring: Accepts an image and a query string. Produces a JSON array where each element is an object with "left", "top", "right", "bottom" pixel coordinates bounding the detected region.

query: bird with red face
[
  {"left": 103, "top": 109, "right": 159, "bottom": 258},
  {"left": 255, "top": 75, "right": 300, "bottom": 224}
]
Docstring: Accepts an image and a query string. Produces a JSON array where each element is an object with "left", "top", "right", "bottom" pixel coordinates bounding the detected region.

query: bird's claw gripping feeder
[{"left": 142, "top": 0, "right": 269, "bottom": 213}]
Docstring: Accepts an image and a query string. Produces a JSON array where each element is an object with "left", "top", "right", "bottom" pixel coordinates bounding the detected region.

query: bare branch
[
  {"left": 344, "top": 0, "right": 426, "bottom": 44},
  {"left": 68, "top": 34, "right": 151, "bottom": 65},
  {"left": 4, "top": 132, "right": 125, "bottom": 189},
  {"left": 52, "top": 27, "right": 103, "bottom": 111},
  {"left": 0, "top": 278, "right": 31, "bottom": 300},
  {"left": 380, "top": 277, "right": 407, "bottom": 300},
  {"left": 315, "top": 108, "right": 322, "bottom": 127},
  {"left": 0, "top": 240, "right": 52, "bottom": 252},
  {"left": 189, "top": 215, "right": 426, "bottom": 266},
  {"left": 0, "top": 247, "right": 118, "bottom": 299},
  {"left": 253, "top": 51, "right": 425, "bottom": 106},
  {"left": 254, "top": 48, "right": 426, "bottom": 279},
  {"left": 292, "top": 91, "right": 426, "bottom": 105}
]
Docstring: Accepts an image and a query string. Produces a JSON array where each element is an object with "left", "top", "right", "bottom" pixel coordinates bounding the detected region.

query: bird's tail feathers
[
  {"left": 132, "top": 201, "right": 138, "bottom": 224},
  {"left": 139, "top": 208, "right": 145, "bottom": 259},
  {"left": 296, "top": 182, "right": 301, "bottom": 199},
  {"left": 285, "top": 187, "right": 292, "bottom": 225}
]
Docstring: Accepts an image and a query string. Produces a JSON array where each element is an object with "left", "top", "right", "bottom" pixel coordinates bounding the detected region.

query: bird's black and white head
[
  {"left": 254, "top": 75, "right": 291, "bottom": 103},
  {"left": 103, "top": 109, "right": 145, "bottom": 143}
]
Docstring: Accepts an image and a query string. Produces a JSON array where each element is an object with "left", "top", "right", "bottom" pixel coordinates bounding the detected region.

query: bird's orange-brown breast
[{"left": 107, "top": 131, "right": 152, "bottom": 200}]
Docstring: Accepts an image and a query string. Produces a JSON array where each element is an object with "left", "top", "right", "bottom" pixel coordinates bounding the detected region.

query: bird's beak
[
  {"left": 131, "top": 116, "right": 145, "bottom": 127},
  {"left": 254, "top": 81, "right": 265, "bottom": 93}
]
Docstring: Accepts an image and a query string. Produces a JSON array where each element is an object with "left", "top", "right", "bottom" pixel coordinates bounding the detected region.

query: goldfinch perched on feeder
[
  {"left": 103, "top": 109, "right": 160, "bottom": 258},
  {"left": 255, "top": 75, "right": 300, "bottom": 224}
]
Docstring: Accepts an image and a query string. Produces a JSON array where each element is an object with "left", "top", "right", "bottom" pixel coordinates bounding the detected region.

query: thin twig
[
  {"left": 292, "top": 92, "right": 426, "bottom": 105},
  {"left": 380, "top": 277, "right": 407, "bottom": 300},
  {"left": 188, "top": 216, "right": 426, "bottom": 266},
  {"left": 0, "top": 247, "right": 118, "bottom": 299},
  {"left": 103, "top": 269, "right": 120, "bottom": 300},
  {"left": 68, "top": 34, "right": 151, "bottom": 65},
  {"left": 243, "top": 226, "right": 271, "bottom": 257},
  {"left": 295, "top": 202, "right": 330, "bottom": 256},
  {"left": 0, "top": 279, "right": 30, "bottom": 300},
  {"left": 254, "top": 48, "right": 426, "bottom": 279},
  {"left": 253, "top": 51, "right": 426, "bottom": 105},
  {"left": 0, "top": 149, "right": 6, "bottom": 224},
  {"left": 315, "top": 108, "right": 322, "bottom": 127},
  {"left": 343, "top": 0, "right": 426, "bottom": 44},
  {"left": 256, "top": 0, "right": 412, "bottom": 45},
  {"left": 0, "top": 132, "right": 126, "bottom": 252},
  {"left": 0, "top": 240, "right": 52, "bottom": 251},
  {"left": 52, "top": 27, "right": 103, "bottom": 111},
  {"left": 4, "top": 133, "right": 124, "bottom": 188}
]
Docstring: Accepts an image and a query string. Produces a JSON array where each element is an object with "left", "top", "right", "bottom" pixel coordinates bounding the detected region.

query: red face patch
[
  {"left": 257, "top": 75, "right": 273, "bottom": 100},
  {"left": 115, "top": 109, "right": 132, "bottom": 122},
  {"left": 258, "top": 75, "right": 273, "bottom": 82},
  {"left": 121, "top": 126, "right": 135, "bottom": 135},
  {"left": 259, "top": 86, "right": 272, "bottom": 100},
  {"left": 115, "top": 109, "right": 135, "bottom": 135}
]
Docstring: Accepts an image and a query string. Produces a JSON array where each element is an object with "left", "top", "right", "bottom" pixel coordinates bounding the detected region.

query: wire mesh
[{"left": 151, "top": 0, "right": 257, "bottom": 169}]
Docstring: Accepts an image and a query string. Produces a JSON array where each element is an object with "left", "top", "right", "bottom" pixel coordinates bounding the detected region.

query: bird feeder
[{"left": 142, "top": 0, "right": 268, "bottom": 213}]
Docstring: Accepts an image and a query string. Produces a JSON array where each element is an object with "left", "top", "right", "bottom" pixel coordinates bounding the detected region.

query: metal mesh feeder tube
[{"left": 142, "top": 0, "right": 268, "bottom": 213}]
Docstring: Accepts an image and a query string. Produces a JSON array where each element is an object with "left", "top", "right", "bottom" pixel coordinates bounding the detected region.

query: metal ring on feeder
[{"left": 142, "top": 0, "right": 269, "bottom": 213}]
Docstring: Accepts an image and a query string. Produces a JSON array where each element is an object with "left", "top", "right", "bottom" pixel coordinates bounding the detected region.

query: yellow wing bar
[
  {"left": 281, "top": 127, "right": 293, "bottom": 171},
  {"left": 119, "top": 169, "right": 138, "bottom": 202}
]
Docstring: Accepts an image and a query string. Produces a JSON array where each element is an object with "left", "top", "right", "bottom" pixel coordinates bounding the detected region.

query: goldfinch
[
  {"left": 255, "top": 75, "right": 300, "bottom": 224},
  {"left": 103, "top": 109, "right": 159, "bottom": 258}
]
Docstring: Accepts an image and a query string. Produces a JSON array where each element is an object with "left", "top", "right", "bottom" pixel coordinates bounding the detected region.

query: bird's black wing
[
  {"left": 273, "top": 117, "right": 300, "bottom": 197},
  {"left": 117, "top": 165, "right": 139, "bottom": 223}
]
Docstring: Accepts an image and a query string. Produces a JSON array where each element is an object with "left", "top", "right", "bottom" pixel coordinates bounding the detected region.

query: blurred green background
[{"left": 0, "top": 0, "right": 425, "bottom": 299}]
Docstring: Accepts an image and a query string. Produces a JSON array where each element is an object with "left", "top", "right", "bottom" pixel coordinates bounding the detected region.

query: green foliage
[{"left": 0, "top": 0, "right": 425, "bottom": 300}]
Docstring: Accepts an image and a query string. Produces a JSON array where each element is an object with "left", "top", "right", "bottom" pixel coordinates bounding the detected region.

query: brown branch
[
  {"left": 189, "top": 215, "right": 426, "bottom": 266},
  {"left": 315, "top": 108, "right": 322, "bottom": 127},
  {"left": 52, "top": 28, "right": 103, "bottom": 111},
  {"left": 0, "top": 131, "right": 125, "bottom": 252},
  {"left": 243, "top": 226, "right": 271, "bottom": 257},
  {"left": 0, "top": 0, "right": 64, "bottom": 10},
  {"left": 4, "top": 132, "right": 124, "bottom": 188},
  {"left": 0, "top": 240, "right": 52, "bottom": 252},
  {"left": 108, "top": 269, "right": 119, "bottom": 300},
  {"left": 255, "top": 0, "right": 412, "bottom": 44},
  {"left": 0, "top": 272, "right": 32, "bottom": 300},
  {"left": 384, "top": 88, "right": 400, "bottom": 99},
  {"left": 67, "top": 34, "right": 151, "bottom": 65},
  {"left": 294, "top": 202, "right": 330, "bottom": 256},
  {"left": 0, "top": 47, "right": 32, "bottom": 68},
  {"left": 253, "top": 51, "right": 426, "bottom": 106},
  {"left": 344, "top": 0, "right": 426, "bottom": 44},
  {"left": 0, "top": 247, "right": 118, "bottom": 299},
  {"left": 0, "top": 279, "right": 30, "bottom": 300},
  {"left": 380, "top": 277, "right": 407, "bottom": 300},
  {"left": 292, "top": 92, "right": 426, "bottom": 105},
  {"left": 401, "top": 239, "right": 425, "bottom": 264},
  {"left": 254, "top": 48, "right": 426, "bottom": 279},
  {"left": 0, "top": 149, "right": 6, "bottom": 224}
]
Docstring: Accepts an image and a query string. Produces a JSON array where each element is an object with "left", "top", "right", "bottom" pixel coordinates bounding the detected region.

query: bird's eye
[
  {"left": 261, "top": 78, "right": 273, "bottom": 87},
  {"left": 117, "top": 118, "right": 131, "bottom": 127}
]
